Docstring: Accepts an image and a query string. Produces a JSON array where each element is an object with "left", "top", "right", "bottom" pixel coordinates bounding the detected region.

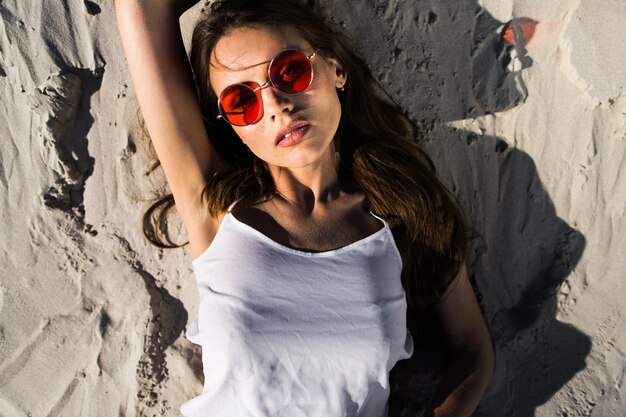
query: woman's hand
[{"left": 423, "top": 264, "right": 495, "bottom": 417}]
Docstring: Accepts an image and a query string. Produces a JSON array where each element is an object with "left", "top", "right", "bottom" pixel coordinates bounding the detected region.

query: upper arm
[
  {"left": 435, "top": 264, "right": 493, "bottom": 358},
  {"left": 115, "top": 0, "right": 222, "bottom": 249}
]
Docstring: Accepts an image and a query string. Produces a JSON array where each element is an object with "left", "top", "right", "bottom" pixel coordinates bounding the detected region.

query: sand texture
[{"left": 1, "top": 0, "right": 624, "bottom": 416}]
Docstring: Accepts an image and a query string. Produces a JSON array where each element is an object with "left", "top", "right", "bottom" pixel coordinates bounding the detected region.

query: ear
[{"left": 328, "top": 57, "right": 347, "bottom": 90}]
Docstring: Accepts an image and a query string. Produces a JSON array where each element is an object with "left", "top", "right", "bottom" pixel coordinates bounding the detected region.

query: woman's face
[{"left": 210, "top": 25, "right": 346, "bottom": 171}]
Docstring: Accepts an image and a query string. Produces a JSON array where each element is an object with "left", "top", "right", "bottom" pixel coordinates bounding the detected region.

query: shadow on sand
[
  {"left": 388, "top": 129, "right": 590, "bottom": 416},
  {"left": 378, "top": 2, "right": 592, "bottom": 416}
]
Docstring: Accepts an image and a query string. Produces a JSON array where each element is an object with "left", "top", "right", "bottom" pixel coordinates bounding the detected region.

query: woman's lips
[{"left": 276, "top": 122, "right": 311, "bottom": 147}]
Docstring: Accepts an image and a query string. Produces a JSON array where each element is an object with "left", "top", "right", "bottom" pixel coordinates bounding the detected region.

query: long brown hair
[{"left": 143, "top": 0, "right": 468, "bottom": 311}]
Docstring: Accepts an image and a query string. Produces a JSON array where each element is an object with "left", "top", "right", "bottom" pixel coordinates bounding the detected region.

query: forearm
[
  {"left": 423, "top": 348, "right": 494, "bottom": 417},
  {"left": 115, "top": 0, "right": 219, "bottom": 205}
]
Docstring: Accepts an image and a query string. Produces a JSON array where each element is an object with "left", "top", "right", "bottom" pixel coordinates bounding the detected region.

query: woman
[{"left": 115, "top": 0, "right": 494, "bottom": 416}]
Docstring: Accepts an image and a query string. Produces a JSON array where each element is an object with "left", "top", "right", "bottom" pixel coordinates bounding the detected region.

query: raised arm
[
  {"left": 115, "top": 0, "right": 222, "bottom": 257},
  {"left": 424, "top": 264, "right": 495, "bottom": 417}
]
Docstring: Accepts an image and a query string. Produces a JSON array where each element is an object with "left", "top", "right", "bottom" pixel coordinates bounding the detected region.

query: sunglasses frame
[{"left": 216, "top": 49, "right": 317, "bottom": 126}]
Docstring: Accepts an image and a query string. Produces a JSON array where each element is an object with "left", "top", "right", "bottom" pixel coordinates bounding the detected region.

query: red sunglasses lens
[
  {"left": 219, "top": 83, "right": 262, "bottom": 126},
  {"left": 269, "top": 50, "right": 313, "bottom": 94}
]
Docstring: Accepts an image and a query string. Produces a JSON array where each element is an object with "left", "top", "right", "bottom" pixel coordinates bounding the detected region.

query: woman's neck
[{"left": 268, "top": 153, "right": 343, "bottom": 214}]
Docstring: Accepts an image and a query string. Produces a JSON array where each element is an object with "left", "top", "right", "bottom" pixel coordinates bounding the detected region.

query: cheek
[
  {"left": 315, "top": 88, "right": 342, "bottom": 120},
  {"left": 235, "top": 132, "right": 253, "bottom": 147},
  {"left": 233, "top": 126, "right": 269, "bottom": 155},
  {"left": 313, "top": 70, "right": 342, "bottom": 115},
  {"left": 231, "top": 125, "right": 254, "bottom": 147}
]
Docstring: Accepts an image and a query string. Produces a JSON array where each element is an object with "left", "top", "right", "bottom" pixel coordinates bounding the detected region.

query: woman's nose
[{"left": 261, "top": 85, "right": 295, "bottom": 121}]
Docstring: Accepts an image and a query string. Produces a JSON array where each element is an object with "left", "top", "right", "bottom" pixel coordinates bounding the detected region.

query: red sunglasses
[{"left": 216, "top": 49, "right": 316, "bottom": 126}]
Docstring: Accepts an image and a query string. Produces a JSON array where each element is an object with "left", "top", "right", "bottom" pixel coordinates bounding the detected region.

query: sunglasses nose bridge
[
  {"left": 253, "top": 80, "right": 271, "bottom": 93},
  {"left": 255, "top": 80, "right": 291, "bottom": 97}
]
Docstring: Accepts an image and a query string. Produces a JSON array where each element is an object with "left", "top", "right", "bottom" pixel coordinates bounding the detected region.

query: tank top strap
[
  {"left": 227, "top": 199, "right": 241, "bottom": 212},
  {"left": 369, "top": 210, "right": 389, "bottom": 228}
]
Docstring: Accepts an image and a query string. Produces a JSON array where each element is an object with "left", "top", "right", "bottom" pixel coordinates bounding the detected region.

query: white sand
[{"left": 1, "top": 0, "right": 624, "bottom": 416}]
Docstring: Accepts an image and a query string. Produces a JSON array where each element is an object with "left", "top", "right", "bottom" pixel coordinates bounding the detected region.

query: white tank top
[{"left": 181, "top": 207, "right": 414, "bottom": 417}]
